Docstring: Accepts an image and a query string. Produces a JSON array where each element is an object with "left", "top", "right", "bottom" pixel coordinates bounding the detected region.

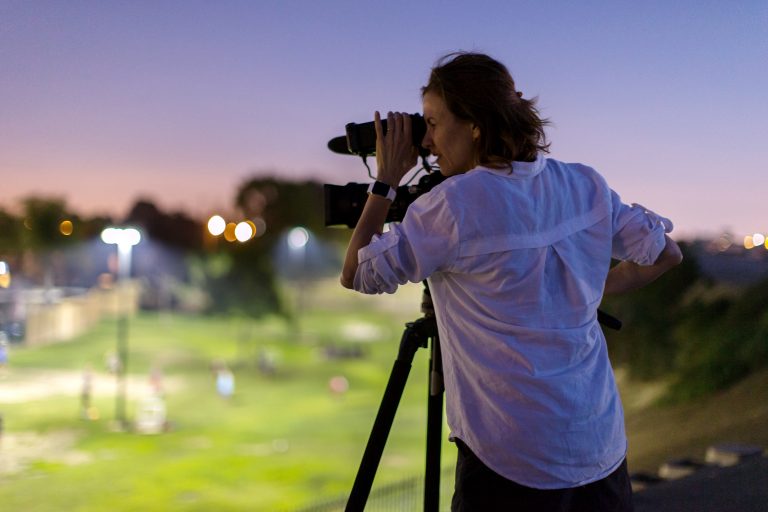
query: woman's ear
[{"left": 472, "top": 124, "right": 481, "bottom": 141}]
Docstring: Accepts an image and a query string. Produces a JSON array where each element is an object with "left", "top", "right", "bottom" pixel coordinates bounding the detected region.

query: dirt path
[
  {"left": 0, "top": 369, "right": 182, "bottom": 476},
  {"left": 0, "top": 368, "right": 181, "bottom": 404}
]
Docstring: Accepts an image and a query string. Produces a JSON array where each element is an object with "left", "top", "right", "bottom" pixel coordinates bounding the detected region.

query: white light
[
  {"left": 752, "top": 233, "right": 765, "bottom": 246},
  {"left": 0, "top": 262, "right": 7, "bottom": 275},
  {"left": 287, "top": 227, "right": 309, "bottom": 249},
  {"left": 101, "top": 227, "right": 141, "bottom": 247},
  {"left": 101, "top": 227, "right": 119, "bottom": 244},
  {"left": 234, "top": 221, "right": 254, "bottom": 242},
  {"left": 122, "top": 228, "right": 141, "bottom": 247},
  {"left": 207, "top": 215, "right": 226, "bottom": 236}
]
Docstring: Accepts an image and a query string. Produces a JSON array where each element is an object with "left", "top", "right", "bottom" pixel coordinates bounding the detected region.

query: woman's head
[{"left": 421, "top": 52, "right": 550, "bottom": 169}]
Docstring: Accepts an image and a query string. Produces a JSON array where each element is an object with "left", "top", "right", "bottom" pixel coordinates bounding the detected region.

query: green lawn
[{"left": 0, "top": 282, "right": 454, "bottom": 511}]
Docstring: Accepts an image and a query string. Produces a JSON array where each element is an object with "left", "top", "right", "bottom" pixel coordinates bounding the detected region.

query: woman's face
[{"left": 421, "top": 91, "right": 479, "bottom": 176}]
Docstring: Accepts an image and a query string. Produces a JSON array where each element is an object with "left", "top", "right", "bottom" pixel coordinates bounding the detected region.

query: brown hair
[{"left": 422, "top": 52, "right": 550, "bottom": 165}]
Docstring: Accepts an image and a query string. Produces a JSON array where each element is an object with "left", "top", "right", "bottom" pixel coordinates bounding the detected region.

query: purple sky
[{"left": 1, "top": 1, "right": 766, "bottom": 239}]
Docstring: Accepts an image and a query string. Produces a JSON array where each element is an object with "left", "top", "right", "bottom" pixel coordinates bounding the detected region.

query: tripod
[{"left": 346, "top": 282, "right": 443, "bottom": 512}]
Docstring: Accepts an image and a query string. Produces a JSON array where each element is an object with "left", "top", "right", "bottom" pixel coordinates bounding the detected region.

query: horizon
[{"left": 2, "top": 1, "right": 766, "bottom": 240}]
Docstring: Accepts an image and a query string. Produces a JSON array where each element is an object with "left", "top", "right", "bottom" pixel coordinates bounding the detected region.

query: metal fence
[{"left": 296, "top": 466, "right": 455, "bottom": 512}]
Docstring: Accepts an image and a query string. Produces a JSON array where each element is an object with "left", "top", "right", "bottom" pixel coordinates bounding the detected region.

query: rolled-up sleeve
[
  {"left": 610, "top": 190, "right": 673, "bottom": 265},
  {"left": 353, "top": 193, "right": 458, "bottom": 294}
]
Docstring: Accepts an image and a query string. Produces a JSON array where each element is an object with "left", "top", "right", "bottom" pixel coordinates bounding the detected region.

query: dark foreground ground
[{"left": 634, "top": 455, "right": 768, "bottom": 512}]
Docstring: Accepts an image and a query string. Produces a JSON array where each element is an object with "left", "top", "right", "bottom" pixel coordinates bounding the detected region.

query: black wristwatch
[{"left": 367, "top": 181, "right": 397, "bottom": 202}]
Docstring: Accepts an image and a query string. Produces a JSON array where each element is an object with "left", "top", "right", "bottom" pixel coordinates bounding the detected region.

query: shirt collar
[{"left": 475, "top": 153, "right": 546, "bottom": 179}]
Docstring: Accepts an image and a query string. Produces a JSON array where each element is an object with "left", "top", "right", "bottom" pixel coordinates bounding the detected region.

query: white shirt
[{"left": 353, "top": 155, "right": 672, "bottom": 489}]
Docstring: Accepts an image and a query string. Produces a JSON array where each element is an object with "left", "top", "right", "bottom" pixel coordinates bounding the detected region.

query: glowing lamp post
[
  {"left": 287, "top": 227, "right": 310, "bottom": 325},
  {"left": 101, "top": 227, "right": 141, "bottom": 280},
  {"left": 101, "top": 227, "right": 141, "bottom": 430},
  {"left": 287, "top": 227, "right": 310, "bottom": 283}
]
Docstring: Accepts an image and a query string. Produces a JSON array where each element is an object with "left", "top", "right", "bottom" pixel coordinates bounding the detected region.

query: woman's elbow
[
  {"left": 340, "top": 272, "right": 354, "bottom": 289},
  {"left": 659, "top": 237, "right": 683, "bottom": 269}
]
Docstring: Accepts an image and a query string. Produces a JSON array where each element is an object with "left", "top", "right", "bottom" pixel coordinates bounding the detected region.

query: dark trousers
[{"left": 452, "top": 439, "right": 634, "bottom": 512}]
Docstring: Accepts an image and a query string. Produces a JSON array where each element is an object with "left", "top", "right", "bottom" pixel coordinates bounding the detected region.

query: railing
[
  {"left": 296, "top": 466, "right": 454, "bottom": 512},
  {"left": 17, "top": 281, "right": 140, "bottom": 346}
]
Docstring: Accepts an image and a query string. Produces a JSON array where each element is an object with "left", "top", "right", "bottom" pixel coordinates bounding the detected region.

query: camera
[
  {"left": 324, "top": 171, "right": 445, "bottom": 228},
  {"left": 325, "top": 113, "right": 441, "bottom": 228}
]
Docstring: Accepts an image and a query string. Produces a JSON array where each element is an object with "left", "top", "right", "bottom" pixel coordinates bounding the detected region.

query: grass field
[
  {"left": 0, "top": 282, "right": 457, "bottom": 511},
  {"left": 1, "top": 280, "right": 766, "bottom": 511}
]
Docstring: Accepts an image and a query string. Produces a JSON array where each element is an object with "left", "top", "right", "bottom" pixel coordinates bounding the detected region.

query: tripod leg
[
  {"left": 345, "top": 327, "right": 423, "bottom": 512},
  {"left": 424, "top": 335, "right": 443, "bottom": 512}
]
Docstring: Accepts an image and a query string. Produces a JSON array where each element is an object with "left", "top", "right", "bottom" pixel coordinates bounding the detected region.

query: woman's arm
[
  {"left": 603, "top": 235, "right": 683, "bottom": 296},
  {"left": 340, "top": 111, "right": 418, "bottom": 289},
  {"left": 340, "top": 196, "right": 391, "bottom": 289}
]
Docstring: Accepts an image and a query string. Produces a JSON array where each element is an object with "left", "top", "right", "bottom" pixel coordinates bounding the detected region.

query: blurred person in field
[
  {"left": 0, "top": 335, "right": 9, "bottom": 375},
  {"left": 212, "top": 361, "right": 235, "bottom": 400}
]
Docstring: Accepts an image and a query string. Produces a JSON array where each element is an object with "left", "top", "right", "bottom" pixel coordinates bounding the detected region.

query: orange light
[
  {"left": 744, "top": 235, "right": 755, "bottom": 249},
  {"left": 246, "top": 220, "right": 257, "bottom": 239},
  {"left": 59, "top": 220, "right": 74, "bottom": 236},
  {"left": 0, "top": 261, "right": 10, "bottom": 288},
  {"left": 223, "top": 222, "right": 237, "bottom": 242}
]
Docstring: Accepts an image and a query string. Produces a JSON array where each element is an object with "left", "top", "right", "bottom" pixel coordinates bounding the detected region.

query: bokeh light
[
  {"left": 245, "top": 220, "right": 257, "bottom": 240},
  {"left": 207, "top": 215, "right": 226, "bottom": 236},
  {"left": 253, "top": 218, "right": 267, "bottom": 237},
  {"left": 287, "top": 227, "right": 309, "bottom": 249},
  {"left": 235, "top": 221, "right": 254, "bottom": 242},
  {"left": 743, "top": 235, "right": 755, "bottom": 249},
  {"left": 0, "top": 261, "right": 9, "bottom": 289},
  {"left": 752, "top": 233, "right": 765, "bottom": 246},
  {"left": 59, "top": 220, "right": 74, "bottom": 236},
  {"left": 712, "top": 234, "right": 732, "bottom": 252},
  {"left": 101, "top": 227, "right": 141, "bottom": 247},
  {"left": 223, "top": 222, "right": 237, "bottom": 242},
  {"left": 122, "top": 228, "right": 141, "bottom": 246}
]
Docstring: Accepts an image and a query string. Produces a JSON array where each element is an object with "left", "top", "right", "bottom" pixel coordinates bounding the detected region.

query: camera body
[{"left": 324, "top": 171, "right": 445, "bottom": 228}]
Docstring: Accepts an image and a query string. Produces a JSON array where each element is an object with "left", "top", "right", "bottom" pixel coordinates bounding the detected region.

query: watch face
[
  {"left": 371, "top": 181, "right": 390, "bottom": 196},
  {"left": 368, "top": 181, "right": 396, "bottom": 201}
]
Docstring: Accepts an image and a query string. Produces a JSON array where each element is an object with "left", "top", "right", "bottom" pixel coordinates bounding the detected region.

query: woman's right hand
[{"left": 374, "top": 111, "right": 418, "bottom": 188}]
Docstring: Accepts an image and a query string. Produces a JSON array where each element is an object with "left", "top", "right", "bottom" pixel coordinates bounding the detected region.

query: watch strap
[{"left": 367, "top": 181, "right": 397, "bottom": 202}]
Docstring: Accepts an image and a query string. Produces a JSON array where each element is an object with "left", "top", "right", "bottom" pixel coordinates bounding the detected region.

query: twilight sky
[{"left": 1, "top": 0, "right": 766, "bottom": 239}]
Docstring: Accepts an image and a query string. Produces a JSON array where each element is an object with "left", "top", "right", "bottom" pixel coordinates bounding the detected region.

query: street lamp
[
  {"left": 101, "top": 227, "right": 141, "bottom": 280},
  {"left": 101, "top": 227, "right": 141, "bottom": 430},
  {"left": 287, "top": 227, "right": 310, "bottom": 326}
]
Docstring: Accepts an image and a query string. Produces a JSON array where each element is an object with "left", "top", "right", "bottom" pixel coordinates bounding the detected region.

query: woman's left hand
[{"left": 374, "top": 111, "right": 419, "bottom": 187}]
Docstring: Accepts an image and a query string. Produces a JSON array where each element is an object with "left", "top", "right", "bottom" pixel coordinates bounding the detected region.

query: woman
[{"left": 341, "top": 52, "right": 682, "bottom": 511}]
